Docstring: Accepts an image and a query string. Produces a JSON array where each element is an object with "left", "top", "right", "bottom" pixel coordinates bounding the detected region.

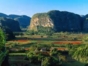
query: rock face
[
  {"left": 29, "top": 13, "right": 54, "bottom": 31},
  {"left": 0, "top": 17, "right": 21, "bottom": 32},
  {"left": 29, "top": 10, "right": 83, "bottom": 32}
]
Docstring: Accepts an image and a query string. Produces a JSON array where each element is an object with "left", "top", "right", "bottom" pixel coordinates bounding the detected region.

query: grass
[{"left": 9, "top": 53, "right": 26, "bottom": 56}]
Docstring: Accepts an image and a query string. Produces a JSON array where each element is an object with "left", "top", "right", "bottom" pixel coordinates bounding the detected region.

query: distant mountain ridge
[
  {"left": 0, "top": 13, "right": 31, "bottom": 28},
  {"left": 0, "top": 17, "right": 21, "bottom": 32},
  {"left": 29, "top": 10, "right": 88, "bottom": 32}
]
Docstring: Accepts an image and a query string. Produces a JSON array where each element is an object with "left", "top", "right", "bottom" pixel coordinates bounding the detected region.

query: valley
[{"left": 0, "top": 10, "right": 88, "bottom": 66}]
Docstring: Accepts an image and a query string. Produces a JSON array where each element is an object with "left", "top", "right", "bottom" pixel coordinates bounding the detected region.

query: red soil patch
[
  {"left": 53, "top": 41, "right": 82, "bottom": 45},
  {"left": 57, "top": 48, "right": 68, "bottom": 51}
]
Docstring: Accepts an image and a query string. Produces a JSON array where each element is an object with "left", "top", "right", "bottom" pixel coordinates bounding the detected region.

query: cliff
[
  {"left": 29, "top": 10, "right": 83, "bottom": 32},
  {"left": 29, "top": 13, "right": 54, "bottom": 31}
]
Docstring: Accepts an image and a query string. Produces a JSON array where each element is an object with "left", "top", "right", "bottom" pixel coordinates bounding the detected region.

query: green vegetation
[
  {"left": 0, "top": 50, "right": 8, "bottom": 66},
  {"left": 9, "top": 53, "right": 26, "bottom": 56},
  {"left": 0, "top": 17, "right": 21, "bottom": 32},
  {"left": 27, "top": 45, "right": 61, "bottom": 66},
  {"left": 6, "top": 32, "right": 88, "bottom": 66},
  {"left": 0, "top": 28, "right": 8, "bottom": 66},
  {"left": 27, "top": 27, "right": 54, "bottom": 36},
  {"left": 2, "top": 10, "right": 88, "bottom": 66},
  {"left": 0, "top": 28, "right": 5, "bottom": 51},
  {"left": 71, "top": 45, "right": 88, "bottom": 63},
  {"left": 32, "top": 13, "right": 49, "bottom": 19}
]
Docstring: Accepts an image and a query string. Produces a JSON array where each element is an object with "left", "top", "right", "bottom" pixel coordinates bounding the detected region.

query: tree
[
  {"left": 72, "top": 45, "right": 88, "bottom": 63},
  {"left": 50, "top": 48, "right": 59, "bottom": 57},
  {"left": 82, "top": 36, "right": 88, "bottom": 44},
  {"left": 0, "top": 28, "right": 5, "bottom": 51},
  {"left": 41, "top": 57, "right": 50, "bottom": 66},
  {"left": 27, "top": 46, "right": 62, "bottom": 66},
  {"left": 27, "top": 50, "right": 37, "bottom": 63},
  {"left": 37, "top": 53, "right": 44, "bottom": 62}
]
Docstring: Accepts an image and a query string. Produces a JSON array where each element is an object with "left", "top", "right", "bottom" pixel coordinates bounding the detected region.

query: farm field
[
  {"left": 5, "top": 33, "right": 87, "bottom": 66},
  {"left": 6, "top": 39, "right": 83, "bottom": 53},
  {"left": 6, "top": 38, "right": 86, "bottom": 66},
  {"left": 6, "top": 39, "right": 82, "bottom": 45},
  {"left": 6, "top": 40, "right": 82, "bottom": 50},
  {"left": 53, "top": 41, "right": 82, "bottom": 44}
]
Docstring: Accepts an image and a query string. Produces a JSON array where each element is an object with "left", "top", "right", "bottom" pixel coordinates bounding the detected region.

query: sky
[{"left": 0, "top": 0, "right": 88, "bottom": 17}]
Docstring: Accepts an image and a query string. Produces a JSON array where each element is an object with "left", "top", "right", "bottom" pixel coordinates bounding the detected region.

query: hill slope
[
  {"left": 0, "top": 13, "right": 31, "bottom": 28},
  {"left": 9, "top": 15, "right": 31, "bottom": 28},
  {"left": 0, "top": 17, "right": 21, "bottom": 32}
]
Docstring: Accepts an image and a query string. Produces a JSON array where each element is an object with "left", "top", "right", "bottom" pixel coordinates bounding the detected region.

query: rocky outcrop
[
  {"left": 0, "top": 17, "right": 21, "bottom": 32},
  {"left": 29, "top": 10, "right": 83, "bottom": 32},
  {"left": 29, "top": 13, "right": 54, "bottom": 31}
]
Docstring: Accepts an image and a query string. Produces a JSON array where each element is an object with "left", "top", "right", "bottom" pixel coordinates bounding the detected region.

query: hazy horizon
[{"left": 0, "top": 0, "right": 88, "bottom": 17}]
